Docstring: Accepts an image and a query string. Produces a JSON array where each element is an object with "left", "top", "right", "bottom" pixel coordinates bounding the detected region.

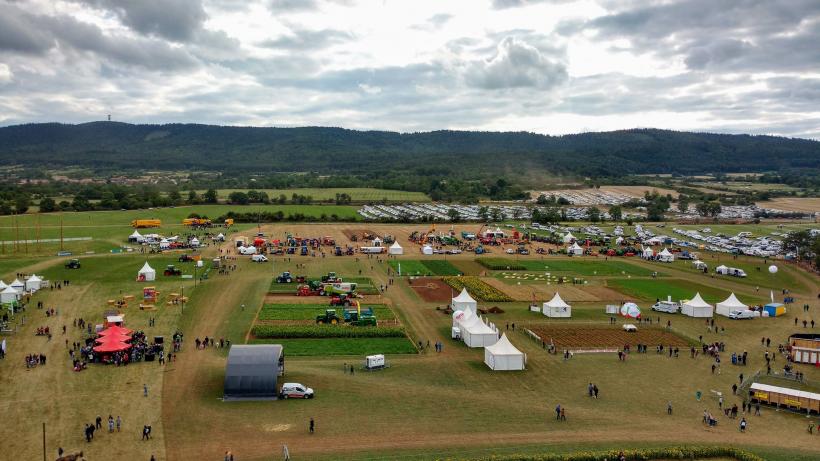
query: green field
[
  {"left": 249, "top": 337, "right": 417, "bottom": 355},
  {"left": 199, "top": 188, "right": 430, "bottom": 202},
  {"left": 478, "top": 257, "right": 657, "bottom": 276},
  {"left": 607, "top": 278, "right": 763, "bottom": 305},
  {"left": 389, "top": 259, "right": 461, "bottom": 276},
  {"left": 646, "top": 257, "right": 801, "bottom": 291},
  {"left": 257, "top": 304, "right": 396, "bottom": 321}
]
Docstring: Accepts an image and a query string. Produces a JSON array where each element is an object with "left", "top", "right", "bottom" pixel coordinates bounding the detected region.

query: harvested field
[
  {"left": 528, "top": 325, "right": 691, "bottom": 349},
  {"left": 407, "top": 277, "right": 452, "bottom": 302},
  {"left": 757, "top": 197, "right": 820, "bottom": 213},
  {"left": 483, "top": 278, "right": 621, "bottom": 302}
]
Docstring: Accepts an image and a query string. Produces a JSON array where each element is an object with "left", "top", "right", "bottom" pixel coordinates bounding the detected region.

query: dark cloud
[
  {"left": 74, "top": 0, "right": 207, "bottom": 42},
  {"left": 257, "top": 28, "right": 353, "bottom": 50},
  {"left": 0, "top": 3, "right": 55, "bottom": 54},
  {"left": 466, "top": 36, "right": 567, "bottom": 90}
]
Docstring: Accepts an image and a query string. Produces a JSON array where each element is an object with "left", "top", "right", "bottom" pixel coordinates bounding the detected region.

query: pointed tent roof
[
  {"left": 461, "top": 315, "right": 495, "bottom": 334},
  {"left": 390, "top": 241, "right": 402, "bottom": 249},
  {"left": 564, "top": 232, "right": 575, "bottom": 240},
  {"left": 569, "top": 242, "right": 582, "bottom": 250},
  {"left": 138, "top": 262, "right": 155, "bottom": 273},
  {"left": 0, "top": 280, "right": 7, "bottom": 289},
  {"left": 10, "top": 278, "right": 24, "bottom": 288},
  {"left": 642, "top": 246, "right": 653, "bottom": 255},
  {"left": 453, "top": 288, "right": 477, "bottom": 304},
  {"left": 684, "top": 292, "right": 712, "bottom": 308},
  {"left": 659, "top": 248, "right": 672, "bottom": 256},
  {"left": 27, "top": 274, "right": 42, "bottom": 282},
  {"left": 485, "top": 333, "right": 524, "bottom": 356},
  {"left": 2, "top": 286, "right": 19, "bottom": 295},
  {"left": 130, "top": 230, "right": 143, "bottom": 238},
  {"left": 718, "top": 293, "right": 747, "bottom": 309},
  {"left": 545, "top": 292, "right": 571, "bottom": 308},
  {"left": 99, "top": 325, "right": 134, "bottom": 336},
  {"left": 716, "top": 264, "right": 728, "bottom": 270}
]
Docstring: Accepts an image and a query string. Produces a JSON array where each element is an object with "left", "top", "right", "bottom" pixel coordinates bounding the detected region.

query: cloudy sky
[{"left": 1, "top": 0, "right": 820, "bottom": 138}]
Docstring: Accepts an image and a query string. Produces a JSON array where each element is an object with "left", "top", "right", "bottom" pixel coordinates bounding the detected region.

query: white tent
[
  {"left": 715, "top": 265, "right": 729, "bottom": 274},
  {"left": 10, "top": 279, "right": 24, "bottom": 291},
  {"left": 568, "top": 242, "right": 583, "bottom": 256},
  {"left": 25, "top": 274, "right": 43, "bottom": 292},
  {"left": 1, "top": 286, "right": 20, "bottom": 304},
  {"left": 615, "top": 236, "right": 625, "bottom": 245},
  {"left": 0, "top": 280, "right": 7, "bottom": 290},
  {"left": 129, "top": 230, "right": 144, "bottom": 243},
  {"left": 421, "top": 244, "right": 433, "bottom": 255},
  {"left": 159, "top": 239, "right": 170, "bottom": 250},
  {"left": 681, "top": 292, "right": 713, "bottom": 317},
  {"left": 388, "top": 241, "right": 403, "bottom": 255},
  {"left": 215, "top": 233, "right": 225, "bottom": 241},
  {"left": 452, "top": 288, "right": 478, "bottom": 314},
  {"left": 484, "top": 333, "right": 526, "bottom": 371},
  {"left": 542, "top": 293, "right": 571, "bottom": 317},
  {"left": 642, "top": 247, "right": 654, "bottom": 259},
  {"left": 460, "top": 315, "right": 498, "bottom": 348},
  {"left": 138, "top": 262, "right": 156, "bottom": 282},
  {"left": 658, "top": 248, "right": 675, "bottom": 262},
  {"left": 562, "top": 232, "right": 576, "bottom": 243},
  {"left": 190, "top": 237, "right": 200, "bottom": 247},
  {"left": 715, "top": 293, "right": 749, "bottom": 317},
  {"left": 372, "top": 237, "right": 382, "bottom": 247}
]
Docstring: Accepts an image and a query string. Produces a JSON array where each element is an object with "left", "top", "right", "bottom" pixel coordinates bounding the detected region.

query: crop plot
[{"left": 528, "top": 325, "right": 691, "bottom": 349}]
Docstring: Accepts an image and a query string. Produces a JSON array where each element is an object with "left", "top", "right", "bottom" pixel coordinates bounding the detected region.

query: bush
[{"left": 251, "top": 324, "right": 406, "bottom": 339}]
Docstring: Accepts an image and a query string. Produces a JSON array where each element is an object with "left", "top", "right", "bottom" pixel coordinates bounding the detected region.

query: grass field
[
  {"left": 645, "top": 257, "right": 801, "bottom": 291},
  {"left": 199, "top": 188, "right": 430, "bottom": 202},
  {"left": 607, "top": 278, "right": 764, "bottom": 304},
  {"left": 389, "top": 259, "right": 461, "bottom": 276},
  {"left": 478, "top": 257, "right": 657, "bottom": 276},
  {"left": 257, "top": 304, "right": 396, "bottom": 321},
  {"left": 249, "top": 337, "right": 417, "bottom": 355}
]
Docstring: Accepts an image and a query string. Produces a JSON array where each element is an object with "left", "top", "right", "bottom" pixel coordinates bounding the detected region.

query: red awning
[
  {"left": 95, "top": 334, "right": 131, "bottom": 344},
  {"left": 99, "top": 325, "right": 134, "bottom": 336},
  {"left": 92, "top": 341, "right": 132, "bottom": 353}
]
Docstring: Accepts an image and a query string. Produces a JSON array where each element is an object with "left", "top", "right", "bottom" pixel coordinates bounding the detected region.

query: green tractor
[
  {"left": 320, "top": 272, "right": 341, "bottom": 283},
  {"left": 344, "top": 302, "right": 377, "bottom": 326},
  {"left": 316, "top": 309, "right": 341, "bottom": 325}
]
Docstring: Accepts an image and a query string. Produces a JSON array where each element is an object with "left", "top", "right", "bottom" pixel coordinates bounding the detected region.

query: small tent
[
  {"left": 452, "top": 288, "right": 478, "bottom": 314},
  {"left": 10, "top": 279, "right": 24, "bottom": 292},
  {"left": 25, "top": 274, "right": 43, "bottom": 292},
  {"left": 372, "top": 237, "right": 382, "bottom": 247},
  {"left": 658, "top": 248, "right": 675, "bottom": 262},
  {"left": 716, "top": 293, "right": 748, "bottom": 317},
  {"left": 715, "top": 265, "right": 729, "bottom": 274},
  {"left": 681, "top": 292, "right": 713, "bottom": 317},
  {"left": 568, "top": 242, "right": 583, "bottom": 256},
  {"left": 388, "top": 241, "right": 403, "bottom": 255},
  {"left": 484, "top": 333, "right": 526, "bottom": 371},
  {"left": 1, "top": 286, "right": 20, "bottom": 304},
  {"left": 215, "top": 233, "right": 225, "bottom": 242},
  {"left": 129, "top": 230, "right": 144, "bottom": 243},
  {"left": 159, "top": 239, "right": 170, "bottom": 250},
  {"left": 542, "top": 293, "right": 571, "bottom": 318},
  {"left": 460, "top": 315, "right": 498, "bottom": 348},
  {"left": 642, "top": 247, "right": 654, "bottom": 259},
  {"left": 421, "top": 244, "right": 433, "bottom": 255},
  {"left": 562, "top": 232, "right": 575, "bottom": 244},
  {"left": 615, "top": 236, "right": 625, "bottom": 245},
  {"left": 137, "top": 262, "right": 156, "bottom": 282},
  {"left": 190, "top": 237, "right": 200, "bottom": 247}
]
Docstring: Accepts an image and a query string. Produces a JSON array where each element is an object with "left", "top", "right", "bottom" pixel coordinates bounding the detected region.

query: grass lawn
[
  {"left": 645, "top": 257, "right": 802, "bottom": 292},
  {"left": 257, "top": 304, "right": 396, "bottom": 321},
  {"left": 478, "top": 257, "right": 657, "bottom": 276},
  {"left": 200, "top": 188, "right": 430, "bottom": 202},
  {"left": 248, "top": 337, "right": 417, "bottom": 355},
  {"left": 389, "top": 259, "right": 461, "bottom": 276},
  {"left": 607, "top": 278, "right": 764, "bottom": 304}
]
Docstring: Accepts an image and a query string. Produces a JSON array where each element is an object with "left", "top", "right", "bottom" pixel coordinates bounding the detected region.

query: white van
[
  {"left": 651, "top": 301, "right": 680, "bottom": 313},
  {"left": 251, "top": 254, "right": 268, "bottom": 263},
  {"left": 280, "top": 382, "right": 314, "bottom": 399}
]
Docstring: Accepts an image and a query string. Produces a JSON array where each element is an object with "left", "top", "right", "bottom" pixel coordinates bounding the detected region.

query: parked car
[
  {"left": 280, "top": 383, "right": 314, "bottom": 399},
  {"left": 728, "top": 310, "right": 759, "bottom": 320}
]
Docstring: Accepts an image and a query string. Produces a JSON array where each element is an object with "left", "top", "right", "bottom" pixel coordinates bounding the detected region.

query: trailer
[
  {"left": 131, "top": 219, "right": 161, "bottom": 228},
  {"left": 749, "top": 382, "right": 820, "bottom": 415}
]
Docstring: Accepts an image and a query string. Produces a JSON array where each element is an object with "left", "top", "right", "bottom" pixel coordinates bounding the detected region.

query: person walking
[
  {"left": 667, "top": 401, "right": 673, "bottom": 415},
  {"left": 144, "top": 384, "right": 149, "bottom": 397},
  {"left": 116, "top": 415, "right": 122, "bottom": 432},
  {"left": 555, "top": 404, "right": 561, "bottom": 420},
  {"left": 309, "top": 417, "right": 315, "bottom": 434},
  {"left": 740, "top": 417, "right": 747, "bottom": 433},
  {"left": 755, "top": 403, "right": 761, "bottom": 416},
  {"left": 108, "top": 415, "right": 114, "bottom": 433}
]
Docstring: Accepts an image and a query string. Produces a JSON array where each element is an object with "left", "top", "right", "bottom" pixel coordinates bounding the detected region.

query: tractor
[
  {"left": 321, "top": 272, "right": 341, "bottom": 283},
  {"left": 330, "top": 293, "right": 355, "bottom": 306},
  {"left": 64, "top": 259, "right": 81, "bottom": 269},
  {"left": 163, "top": 265, "right": 182, "bottom": 276},
  {"left": 345, "top": 302, "right": 377, "bottom": 326},
  {"left": 315, "top": 309, "right": 341, "bottom": 325},
  {"left": 297, "top": 281, "right": 327, "bottom": 296},
  {"left": 322, "top": 236, "right": 336, "bottom": 246},
  {"left": 276, "top": 271, "right": 299, "bottom": 284},
  {"left": 300, "top": 246, "right": 309, "bottom": 256},
  {"left": 178, "top": 254, "right": 195, "bottom": 263}
]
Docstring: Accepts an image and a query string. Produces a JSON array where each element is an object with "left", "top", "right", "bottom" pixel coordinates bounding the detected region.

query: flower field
[{"left": 441, "top": 276, "right": 513, "bottom": 302}]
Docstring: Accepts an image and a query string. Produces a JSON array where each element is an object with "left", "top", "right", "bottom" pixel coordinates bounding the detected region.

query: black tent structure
[{"left": 223, "top": 344, "right": 284, "bottom": 401}]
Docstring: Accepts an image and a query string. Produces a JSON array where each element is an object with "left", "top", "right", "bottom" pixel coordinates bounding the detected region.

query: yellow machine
[
  {"left": 131, "top": 219, "right": 161, "bottom": 228},
  {"left": 420, "top": 223, "right": 436, "bottom": 245}
]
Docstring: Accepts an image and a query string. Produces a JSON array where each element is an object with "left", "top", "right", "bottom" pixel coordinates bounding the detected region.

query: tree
[
  {"left": 478, "top": 206, "right": 489, "bottom": 222},
  {"left": 536, "top": 194, "right": 548, "bottom": 205},
  {"left": 587, "top": 206, "right": 600, "bottom": 223},
  {"left": 447, "top": 208, "right": 460, "bottom": 222},
  {"left": 695, "top": 201, "right": 722, "bottom": 217},
  {"left": 227, "top": 191, "right": 249, "bottom": 205},
  {"left": 678, "top": 196, "right": 689, "bottom": 213},
  {"left": 608, "top": 205, "right": 622, "bottom": 221},
  {"left": 14, "top": 196, "right": 29, "bottom": 214},
  {"left": 512, "top": 208, "right": 522, "bottom": 220},
  {"left": 168, "top": 189, "right": 182, "bottom": 206},
  {"left": 187, "top": 190, "right": 200, "bottom": 205},
  {"left": 204, "top": 188, "right": 218, "bottom": 204},
  {"left": 39, "top": 197, "right": 57, "bottom": 213},
  {"left": 490, "top": 208, "right": 501, "bottom": 222}
]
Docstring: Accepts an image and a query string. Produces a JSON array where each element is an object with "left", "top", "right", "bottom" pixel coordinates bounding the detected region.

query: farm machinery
[
  {"left": 321, "top": 272, "right": 342, "bottom": 283},
  {"left": 315, "top": 309, "right": 341, "bottom": 324},
  {"left": 346, "top": 301, "right": 377, "bottom": 326},
  {"left": 65, "top": 259, "right": 81, "bottom": 269},
  {"left": 334, "top": 246, "right": 355, "bottom": 256},
  {"left": 163, "top": 265, "right": 182, "bottom": 276},
  {"left": 330, "top": 292, "right": 363, "bottom": 306},
  {"left": 275, "top": 271, "right": 305, "bottom": 284},
  {"left": 178, "top": 254, "right": 195, "bottom": 263}
]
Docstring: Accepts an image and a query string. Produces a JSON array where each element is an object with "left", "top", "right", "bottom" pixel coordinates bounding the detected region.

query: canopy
[
  {"left": 716, "top": 293, "right": 749, "bottom": 317},
  {"left": 93, "top": 341, "right": 132, "bottom": 353},
  {"left": 421, "top": 244, "right": 433, "bottom": 255},
  {"left": 95, "top": 334, "right": 131, "bottom": 344},
  {"left": 452, "top": 288, "right": 477, "bottom": 314},
  {"left": 659, "top": 248, "right": 672, "bottom": 256},
  {"left": 99, "top": 325, "right": 134, "bottom": 336},
  {"left": 0, "top": 286, "right": 20, "bottom": 304},
  {"left": 25, "top": 274, "right": 43, "bottom": 291},
  {"left": 620, "top": 302, "right": 641, "bottom": 318},
  {"left": 642, "top": 247, "right": 653, "bottom": 257},
  {"left": 0, "top": 280, "right": 7, "bottom": 290},
  {"left": 10, "top": 279, "right": 24, "bottom": 289},
  {"left": 568, "top": 242, "right": 583, "bottom": 255},
  {"left": 129, "top": 230, "right": 143, "bottom": 240},
  {"left": 658, "top": 248, "right": 674, "bottom": 261},
  {"left": 681, "top": 292, "right": 713, "bottom": 318},
  {"left": 543, "top": 292, "right": 571, "bottom": 317},
  {"left": 388, "top": 241, "right": 403, "bottom": 255},
  {"left": 190, "top": 237, "right": 200, "bottom": 246},
  {"left": 460, "top": 315, "right": 498, "bottom": 348},
  {"left": 484, "top": 333, "right": 525, "bottom": 371},
  {"left": 562, "top": 232, "right": 575, "bottom": 243},
  {"left": 138, "top": 262, "right": 156, "bottom": 281}
]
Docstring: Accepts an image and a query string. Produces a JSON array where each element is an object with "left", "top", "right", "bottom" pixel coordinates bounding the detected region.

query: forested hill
[{"left": 0, "top": 122, "right": 818, "bottom": 176}]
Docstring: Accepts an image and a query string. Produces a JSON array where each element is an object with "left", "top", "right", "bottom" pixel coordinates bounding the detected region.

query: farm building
[
  {"left": 542, "top": 293, "right": 571, "bottom": 318},
  {"left": 223, "top": 345, "right": 285, "bottom": 401},
  {"left": 484, "top": 333, "right": 525, "bottom": 371},
  {"left": 680, "top": 293, "right": 713, "bottom": 318},
  {"left": 388, "top": 241, "right": 403, "bottom": 255},
  {"left": 452, "top": 288, "right": 477, "bottom": 314},
  {"left": 715, "top": 293, "right": 748, "bottom": 317},
  {"left": 788, "top": 334, "right": 820, "bottom": 365},
  {"left": 137, "top": 262, "right": 156, "bottom": 282},
  {"left": 749, "top": 382, "right": 820, "bottom": 415}
]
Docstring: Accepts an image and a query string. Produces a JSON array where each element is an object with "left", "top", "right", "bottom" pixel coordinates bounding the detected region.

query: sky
[{"left": 1, "top": 0, "right": 820, "bottom": 138}]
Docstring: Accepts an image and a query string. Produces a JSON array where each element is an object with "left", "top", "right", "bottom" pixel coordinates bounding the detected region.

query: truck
[
  {"left": 65, "top": 258, "right": 81, "bottom": 269},
  {"left": 163, "top": 265, "right": 182, "bottom": 276},
  {"left": 182, "top": 218, "right": 212, "bottom": 227},
  {"left": 323, "top": 282, "right": 358, "bottom": 296},
  {"left": 321, "top": 236, "right": 335, "bottom": 246},
  {"left": 131, "top": 219, "right": 161, "bottom": 228},
  {"left": 316, "top": 309, "right": 341, "bottom": 324}
]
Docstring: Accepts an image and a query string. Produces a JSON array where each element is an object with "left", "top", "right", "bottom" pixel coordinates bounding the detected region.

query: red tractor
[
  {"left": 163, "top": 265, "right": 182, "bottom": 276},
  {"left": 296, "top": 284, "right": 324, "bottom": 296},
  {"left": 329, "top": 294, "right": 354, "bottom": 306},
  {"left": 322, "top": 236, "right": 336, "bottom": 246}
]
